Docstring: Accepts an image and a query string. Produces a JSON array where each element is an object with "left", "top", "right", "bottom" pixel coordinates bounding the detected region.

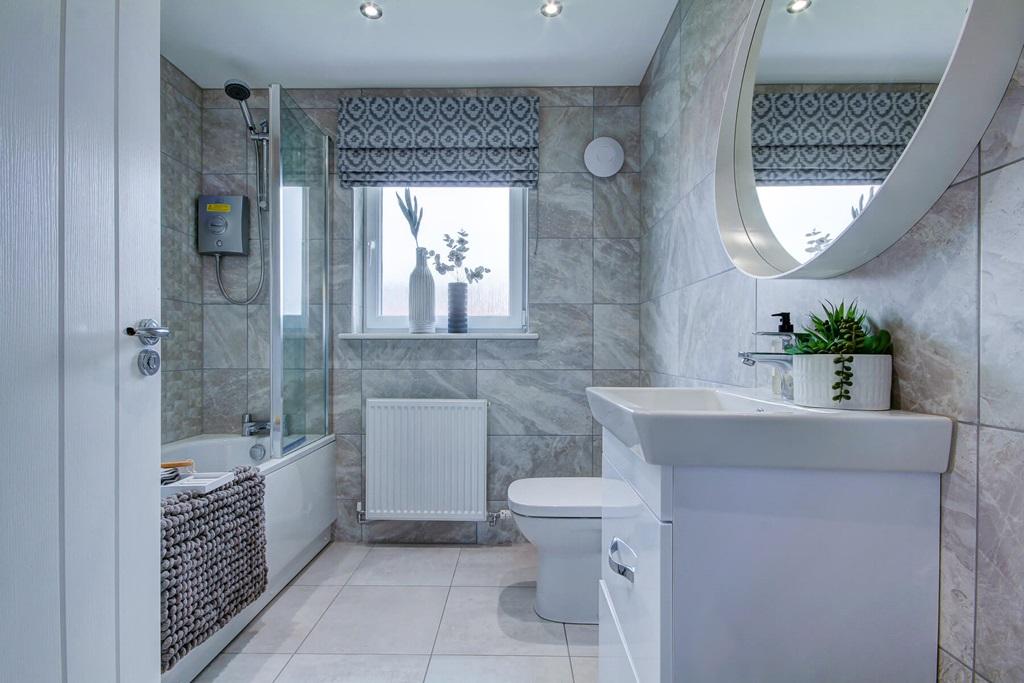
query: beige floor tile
[
  {"left": 452, "top": 544, "right": 537, "bottom": 587},
  {"left": 292, "top": 543, "right": 371, "bottom": 586},
  {"left": 224, "top": 585, "right": 340, "bottom": 654},
  {"left": 425, "top": 655, "right": 573, "bottom": 682},
  {"left": 193, "top": 653, "right": 290, "bottom": 682},
  {"left": 299, "top": 585, "right": 449, "bottom": 654},
  {"left": 348, "top": 545, "right": 461, "bottom": 586},
  {"left": 433, "top": 586, "right": 568, "bottom": 656},
  {"left": 275, "top": 654, "right": 429, "bottom": 682},
  {"left": 565, "top": 624, "right": 598, "bottom": 657},
  {"left": 570, "top": 656, "right": 598, "bottom": 683}
]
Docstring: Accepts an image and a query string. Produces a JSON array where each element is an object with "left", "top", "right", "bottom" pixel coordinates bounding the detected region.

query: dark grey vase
[{"left": 447, "top": 282, "right": 468, "bottom": 333}]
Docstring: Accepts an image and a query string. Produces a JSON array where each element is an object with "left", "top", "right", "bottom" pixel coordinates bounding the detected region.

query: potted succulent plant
[
  {"left": 396, "top": 188, "right": 435, "bottom": 333},
  {"left": 786, "top": 301, "right": 894, "bottom": 410},
  {"left": 430, "top": 229, "right": 490, "bottom": 333}
]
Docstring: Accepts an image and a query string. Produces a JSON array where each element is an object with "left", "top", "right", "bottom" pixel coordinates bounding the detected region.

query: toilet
[{"left": 508, "top": 477, "right": 602, "bottom": 624}]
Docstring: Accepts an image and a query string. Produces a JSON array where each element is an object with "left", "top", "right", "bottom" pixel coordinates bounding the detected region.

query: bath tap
[{"left": 242, "top": 413, "right": 271, "bottom": 437}]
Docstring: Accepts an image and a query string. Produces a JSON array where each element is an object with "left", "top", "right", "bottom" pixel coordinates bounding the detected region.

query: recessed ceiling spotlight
[
  {"left": 540, "top": 0, "right": 563, "bottom": 18},
  {"left": 786, "top": 0, "right": 811, "bottom": 13},
  {"left": 360, "top": 1, "right": 383, "bottom": 19}
]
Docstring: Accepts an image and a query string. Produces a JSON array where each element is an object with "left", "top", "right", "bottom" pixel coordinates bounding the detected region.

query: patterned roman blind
[
  {"left": 336, "top": 96, "right": 540, "bottom": 187},
  {"left": 751, "top": 90, "right": 932, "bottom": 185}
]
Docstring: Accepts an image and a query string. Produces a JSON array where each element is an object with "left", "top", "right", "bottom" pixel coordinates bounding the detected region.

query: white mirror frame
[{"left": 715, "top": 0, "right": 1024, "bottom": 279}]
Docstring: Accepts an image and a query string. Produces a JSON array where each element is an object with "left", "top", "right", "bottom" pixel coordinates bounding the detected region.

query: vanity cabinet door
[
  {"left": 602, "top": 455, "right": 672, "bottom": 683},
  {"left": 599, "top": 579, "right": 640, "bottom": 683}
]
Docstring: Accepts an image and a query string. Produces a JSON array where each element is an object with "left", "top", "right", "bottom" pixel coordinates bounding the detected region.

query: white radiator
[{"left": 364, "top": 399, "right": 488, "bottom": 522}]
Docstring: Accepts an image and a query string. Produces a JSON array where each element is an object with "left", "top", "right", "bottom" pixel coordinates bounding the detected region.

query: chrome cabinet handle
[
  {"left": 608, "top": 537, "right": 636, "bottom": 584},
  {"left": 126, "top": 318, "right": 172, "bottom": 346}
]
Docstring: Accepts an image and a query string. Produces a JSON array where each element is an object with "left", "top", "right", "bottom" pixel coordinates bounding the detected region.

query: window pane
[{"left": 380, "top": 186, "right": 512, "bottom": 317}]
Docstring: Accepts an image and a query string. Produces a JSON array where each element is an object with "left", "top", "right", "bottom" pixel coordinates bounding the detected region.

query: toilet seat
[{"left": 507, "top": 477, "right": 602, "bottom": 518}]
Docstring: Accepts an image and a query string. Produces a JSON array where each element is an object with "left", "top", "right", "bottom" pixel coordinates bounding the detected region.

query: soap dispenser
[{"left": 759, "top": 312, "right": 795, "bottom": 397}]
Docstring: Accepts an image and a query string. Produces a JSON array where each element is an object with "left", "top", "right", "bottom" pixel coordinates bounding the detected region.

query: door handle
[
  {"left": 126, "top": 318, "right": 172, "bottom": 346},
  {"left": 608, "top": 537, "right": 636, "bottom": 584}
]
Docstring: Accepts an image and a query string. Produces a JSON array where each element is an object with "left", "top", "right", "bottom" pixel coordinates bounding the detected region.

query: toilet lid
[{"left": 507, "top": 477, "right": 602, "bottom": 518}]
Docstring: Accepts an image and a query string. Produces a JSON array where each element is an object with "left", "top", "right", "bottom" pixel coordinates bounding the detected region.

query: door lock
[{"left": 137, "top": 349, "right": 161, "bottom": 376}]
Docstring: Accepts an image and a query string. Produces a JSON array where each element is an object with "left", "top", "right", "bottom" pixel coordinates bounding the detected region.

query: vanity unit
[{"left": 587, "top": 387, "right": 953, "bottom": 683}]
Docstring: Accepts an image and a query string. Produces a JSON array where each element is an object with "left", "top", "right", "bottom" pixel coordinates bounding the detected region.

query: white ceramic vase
[
  {"left": 792, "top": 354, "right": 892, "bottom": 410},
  {"left": 408, "top": 247, "right": 435, "bottom": 333}
]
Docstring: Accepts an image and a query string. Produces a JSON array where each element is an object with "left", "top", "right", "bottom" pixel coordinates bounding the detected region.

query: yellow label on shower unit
[{"left": 205, "top": 203, "right": 232, "bottom": 213}]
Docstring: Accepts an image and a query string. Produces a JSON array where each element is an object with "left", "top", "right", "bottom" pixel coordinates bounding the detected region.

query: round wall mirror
[{"left": 715, "top": 0, "right": 1024, "bottom": 279}]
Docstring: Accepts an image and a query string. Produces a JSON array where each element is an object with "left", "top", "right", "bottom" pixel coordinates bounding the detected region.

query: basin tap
[
  {"left": 242, "top": 413, "right": 271, "bottom": 437},
  {"left": 738, "top": 352, "right": 794, "bottom": 400}
]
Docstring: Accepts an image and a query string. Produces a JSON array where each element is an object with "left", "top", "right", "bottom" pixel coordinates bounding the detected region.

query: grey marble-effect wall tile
[
  {"left": 487, "top": 436, "right": 593, "bottom": 501},
  {"left": 331, "top": 240, "right": 353, "bottom": 306},
  {"left": 201, "top": 247, "right": 248, "bottom": 305},
  {"left": 161, "top": 154, "right": 200, "bottom": 237},
  {"left": 595, "top": 173, "right": 641, "bottom": 239},
  {"left": 641, "top": 116, "right": 682, "bottom": 229},
  {"left": 478, "top": 87, "right": 593, "bottom": 107},
  {"left": 677, "top": 0, "right": 751, "bottom": 110},
  {"left": 976, "top": 426, "right": 1024, "bottom": 682},
  {"left": 161, "top": 225, "right": 202, "bottom": 304},
  {"left": 332, "top": 185, "right": 354, "bottom": 240},
  {"left": 160, "top": 57, "right": 201, "bottom": 106},
  {"left": 478, "top": 370, "right": 592, "bottom": 436},
  {"left": 302, "top": 108, "right": 340, "bottom": 144},
  {"left": 282, "top": 368, "right": 307, "bottom": 432},
  {"left": 529, "top": 239, "right": 593, "bottom": 304},
  {"left": 287, "top": 88, "right": 361, "bottom": 109},
  {"left": 478, "top": 304, "right": 592, "bottom": 370},
  {"left": 539, "top": 107, "right": 593, "bottom": 173},
  {"left": 477, "top": 501, "right": 525, "bottom": 545},
  {"left": 594, "top": 106, "right": 640, "bottom": 173},
  {"left": 361, "top": 87, "right": 479, "bottom": 98},
  {"left": 335, "top": 435, "right": 363, "bottom": 500},
  {"left": 759, "top": 180, "right": 979, "bottom": 421},
  {"left": 161, "top": 299, "right": 202, "bottom": 372},
  {"left": 162, "top": 370, "right": 202, "bottom": 444},
  {"left": 362, "top": 340, "right": 476, "bottom": 369},
  {"left": 203, "top": 88, "right": 268, "bottom": 109},
  {"left": 941, "top": 424, "right": 978, "bottom": 667},
  {"left": 162, "top": 79, "right": 202, "bottom": 172},
  {"left": 203, "top": 304, "right": 248, "bottom": 369},
  {"left": 939, "top": 650, "right": 973, "bottom": 683},
  {"left": 537, "top": 173, "right": 593, "bottom": 238},
  {"left": 678, "top": 31, "right": 738, "bottom": 197},
  {"left": 202, "top": 107, "right": 248, "bottom": 174},
  {"left": 595, "top": 86, "right": 640, "bottom": 107},
  {"left": 363, "top": 519, "right": 477, "bottom": 545},
  {"left": 202, "top": 172, "right": 257, "bottom": 201},
  {"left": 592, "top": 370, "right": 642, "bottom": 388},
  {"left": 331, "top": 369, "right": 362, "bottom": 434},
  {"left": 202, "top": 369, "right": 247, "bottom": 434},
  {"left": 954, "top": 147, "right": 981, "bottom": 185},
  {"left": 333, "top": 498, "right": 363, "bottom": 543},
  {"left": 246, "top": 239, "right": 271, "bottom": 305},
  {"left": 677, "top": 269, "right": 754, "bottom": 386},
  {"left": 640, "top": 289, "right": 680, "bottom": 376},
  {"left": 361, "top": 369, "right": 476, "bottom": 406},
  {"left": 304, "top": 369, "right": 328, "bottom": 434},
  {"left": 332, "top": 306, "right": 361, "bottom": 370},
  {"left": 981, "top": 54, "right": 1024, "bottom": 173},
  {"left": 247, "top": 369, "right": 271, "bottom": 419},
  {"left": 641, "top": 28, "right": 681, "bottom": 167},
  {"left": 594, "top": 304, "right": 640, "bottom": 370},
  {"left": 674, "top": 173, "right": 733, "bottom": 287},
  {"left": 641, "top": 203, "right": 684, "bottom": 300},
  {"left": 594, "top": 239, "right": 640, "bottom": 304},
  {"left": 247, "top": 304, "right": 269, "bottom": 369},
  {"left": 981, "top": 160, "right": 1024, "bottom": 430}
]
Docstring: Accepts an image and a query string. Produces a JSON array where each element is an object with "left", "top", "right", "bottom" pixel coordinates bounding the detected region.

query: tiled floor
[{"left": 196, "top": 543, "right": 598, "bottom": 683}]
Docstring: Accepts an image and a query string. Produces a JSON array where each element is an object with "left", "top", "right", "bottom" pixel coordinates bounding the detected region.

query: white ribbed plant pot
[
  {"left": 792, "top": 354, "right": 893, "bottom": 411},
  {"left": 408, "top": 247, "right": 435, "bottom": 334}
]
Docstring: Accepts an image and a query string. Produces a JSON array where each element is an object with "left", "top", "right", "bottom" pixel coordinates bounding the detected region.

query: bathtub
[{"left": 161, "top": 433, "right": 336, "bottom": 683}]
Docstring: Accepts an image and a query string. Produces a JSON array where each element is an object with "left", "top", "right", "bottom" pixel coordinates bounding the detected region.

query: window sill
[{"left": 337, "top": 332, "right": 539, "bottom": 340}]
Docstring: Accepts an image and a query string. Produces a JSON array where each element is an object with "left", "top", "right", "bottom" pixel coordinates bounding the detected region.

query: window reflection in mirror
[{"left": 749, "top": 0, "right": 970, "bottom": 263}]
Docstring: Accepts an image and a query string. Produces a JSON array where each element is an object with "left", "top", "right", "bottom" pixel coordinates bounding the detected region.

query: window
[{"left": 361, "top": 186, "right": 527, "bottom": 331}]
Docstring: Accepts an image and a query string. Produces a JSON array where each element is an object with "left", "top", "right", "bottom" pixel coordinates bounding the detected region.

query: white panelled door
[{"left": 0, "top": 1, "right": 161, "bottom": 681}]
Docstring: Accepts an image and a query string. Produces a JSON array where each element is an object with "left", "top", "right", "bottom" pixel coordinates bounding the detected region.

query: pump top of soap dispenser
[{"left": 772, "top": 312, "right": 794, "bottom": 333}]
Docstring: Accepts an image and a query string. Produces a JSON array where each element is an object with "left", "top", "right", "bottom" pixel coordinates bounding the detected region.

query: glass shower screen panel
[{"left": 272, "top": 85, "right": 329, "bottom": 454}]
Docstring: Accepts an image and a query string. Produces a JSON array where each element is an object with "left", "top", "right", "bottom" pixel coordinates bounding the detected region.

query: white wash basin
[{"left": 586, "top": 387, "right": 953, "bottom": 473}]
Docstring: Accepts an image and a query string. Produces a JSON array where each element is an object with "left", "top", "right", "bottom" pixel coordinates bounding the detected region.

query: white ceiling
[
  {"left": 161, "top": 0, "right": 678, "bottom": 89},
  {"left": 757, "top": 0, "right": 972, "bottom": 84}
]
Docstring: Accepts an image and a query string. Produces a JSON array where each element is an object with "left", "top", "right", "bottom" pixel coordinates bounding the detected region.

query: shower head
[
  {"left": 223, "top": 79, "right": 252, "bottom": 101},
  {"left": 224, "top": 79, "right": 257, "bottom": 133}
]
